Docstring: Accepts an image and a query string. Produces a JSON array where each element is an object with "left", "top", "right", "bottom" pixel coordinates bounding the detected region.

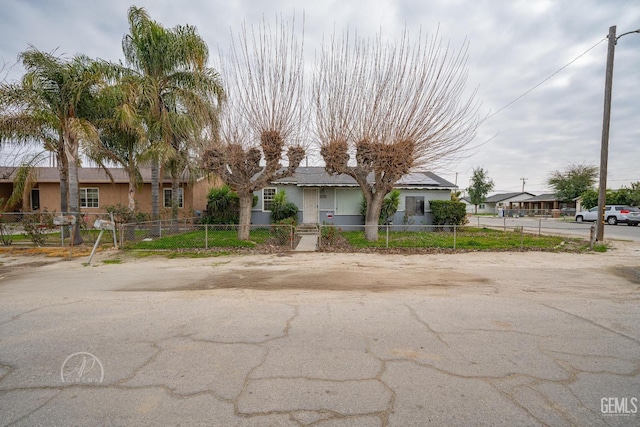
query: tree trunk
[
  {"left": 57, "top": 143, "right": 70, "bottom": 238},
  {"left": 474, "top": 205, "right": 478, "bottom": 214},
  {"left": 364, "top": 192, "right": 385, "bottom": 241},
  {"left": 64, "top": 136, "right": 83, "bottom": 245},
  {"left": 237, "top": 191, "right": 253, "bottom": 240},
  {"left": 170, "top": 170, "right": 180, "bottom": 233},
  {"left": 150, "top": 157, "right": 160, "bottom": 237},
  {"left": 128, "top": 178, "right": 136, "bottom": 212}
]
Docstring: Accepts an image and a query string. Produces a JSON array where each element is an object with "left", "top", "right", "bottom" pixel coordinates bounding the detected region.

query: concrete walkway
[{"left": 294, "top": 234, "right": 318, "bottom": 252}]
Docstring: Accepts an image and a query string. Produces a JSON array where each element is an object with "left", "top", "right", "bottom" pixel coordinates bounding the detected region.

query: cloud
[{"left": 1, "top": 0, "right": 638, "bottom": 193}]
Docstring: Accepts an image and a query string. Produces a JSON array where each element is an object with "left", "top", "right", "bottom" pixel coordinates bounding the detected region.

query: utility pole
[
  {"left": 520, "top": 177, "right": 527, "bottom": 193},
  {"left": 596, "top": 25, "right": 640, "bottom": 241},
  {"left": 596, "top": 26, "right": 616, "bottom": 242}
]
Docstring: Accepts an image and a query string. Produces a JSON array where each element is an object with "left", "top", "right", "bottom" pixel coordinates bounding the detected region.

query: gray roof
[
  {"left": 484, "top": 192, "right": 535, "bottom": 203},
  {"left": 272, "top": 167, "right": 456, "bottom": 189},
  {"left": 522, "top": 193, "right": 559, "bottom": 202},
  {"left": 0, "top": 166, "right": 190, "bottom": 184}
]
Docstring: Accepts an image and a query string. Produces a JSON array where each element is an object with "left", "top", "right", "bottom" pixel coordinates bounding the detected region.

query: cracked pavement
[{"left": 0, "top": 244, "right": 639, "bottom": 426}]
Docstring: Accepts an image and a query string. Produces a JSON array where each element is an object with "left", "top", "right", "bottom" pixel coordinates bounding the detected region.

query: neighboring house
[
  {"left": 461, "top": 192, "right": 535, "bottom": 214},
  {"left": 251, "top": 167, "right": 457, "bottom": 226},
  {"left": 519, "top": 193, "right": 576, "bottom": 212},
  {"left": 0, "top": 166, "right": 218, "bottom": 218}
]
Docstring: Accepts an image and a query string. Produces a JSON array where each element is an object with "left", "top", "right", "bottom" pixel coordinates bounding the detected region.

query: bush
[
  {"left": 23, "top": 211, "right": 54, "bottom": 246},
  {"left": 104, "top": 204, "right": 149, "bottom": 224},
  {"left": 270, "top": 190, "right": 299, "bottom": 223},
  {"left": 430, "top": 200, "right": 467, "bottom": 226},
  {"left": 271, "top": 217, "right": 296, "bottom": 242}
]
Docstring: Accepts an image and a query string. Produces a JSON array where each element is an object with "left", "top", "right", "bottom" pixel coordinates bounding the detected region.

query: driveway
[{"left": 0, "top": 246, "right": 639, "bottom": 426}]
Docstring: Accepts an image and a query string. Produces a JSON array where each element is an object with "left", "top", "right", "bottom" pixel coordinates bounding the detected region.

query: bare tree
[
  {"left": 315, "top": 30, "right": 480, "bottom": 240},
  {"left": 202, "top": 16, "right": 307, "bottom": 240}
]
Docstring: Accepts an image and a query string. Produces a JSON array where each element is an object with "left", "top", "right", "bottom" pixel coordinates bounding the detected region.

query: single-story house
[
  {"left": 0, "top": 166, "right": 218, "bottom": 218},
  {"left": 462, "top": 192, "right": 535, "bottom": 214},
  {"left": 518, "top": 193, "right": 576, "bottom": 212},
  {"left": 251, "top": 167, "right": 457, "bottom": 225}
]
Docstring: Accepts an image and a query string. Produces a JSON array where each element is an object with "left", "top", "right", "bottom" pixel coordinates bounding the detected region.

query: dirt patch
[
  {"left": 126, "top": 267, "right": 490, "bottom": 292},
  {"left": 610, "top": 266, "right": 640, "bottom": 284}
]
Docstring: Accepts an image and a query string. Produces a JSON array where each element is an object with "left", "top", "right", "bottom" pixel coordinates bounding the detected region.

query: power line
[{"left": 483, "top": 36, "right": 607, "bottom": 122}]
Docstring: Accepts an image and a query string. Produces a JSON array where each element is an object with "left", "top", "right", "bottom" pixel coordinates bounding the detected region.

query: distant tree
[
  {"left": 467, "top": 167, "right": 494, "bottom": 214},
  {"left": 315, "top": 30, "right": 480, "bottom": 241},
  {"left": 450, "top": 190, "right": 462, "bottom": 202},
  {"left": 202, "top": 17, "right": 306, "bottom": 240},
  {"left": 580, "top": 189, "right": 598, "bottom": 209},
  {"left": 547, "top": 163, "right": 598, "bottom": 202},
  {"left": 629, "top": 182, "right": 640, "bottom": 206}
]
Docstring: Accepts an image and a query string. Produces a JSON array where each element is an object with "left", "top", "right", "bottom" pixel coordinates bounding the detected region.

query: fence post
[
  {"left": 386, "top": 224, "right": 389, "bottom": 249},
  {"left": 477, "top": 216, "right": 480, "bottom": 228},
  {"left": 453, "top": 224, "right": 457, "bottom": 250},
  {"left": 538, "top": 218, "right": 542, "bottom": 237},
  {"left": 205, "top": 224, "right": 208, "bottom": 250},
  {"left": 503, "top": 216, "right": 506, "bottom": 232},
  {"left": 110, "top": 213, "right": 118, "bottom": 249},
  {"left": 520, "top": 226, "right": 524, "bottom": 251}
]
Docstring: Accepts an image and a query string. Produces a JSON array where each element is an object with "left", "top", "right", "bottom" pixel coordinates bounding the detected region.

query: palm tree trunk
[
  {"left": 150, "top": 156, "right": 160, "bottom": 237},
  {"left": 170, "top": 169, "right": 180, "bottom": 233},
  {"left": 64, "top": 133, "right": 83, "bottom": 245}
]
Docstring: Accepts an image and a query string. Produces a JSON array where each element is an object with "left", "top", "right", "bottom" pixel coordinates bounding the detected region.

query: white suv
[{"left": 575, "top": 205, "right": 640, "bottom": 226}]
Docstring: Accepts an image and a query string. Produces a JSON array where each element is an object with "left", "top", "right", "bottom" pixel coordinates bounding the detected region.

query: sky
[{"left": 1, "top": 0, "right": 639, "bottom": 195}]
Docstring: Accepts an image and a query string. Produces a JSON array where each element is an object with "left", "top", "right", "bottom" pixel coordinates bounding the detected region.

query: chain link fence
[
  {"left": 119, "top": 220, "right": 296, "bottom": 251},
  {"left": 317, "top": 220, "right": 593, "bottom": 251},
  {"left": 0, "top": 212, "right": 117, "bottom": 247}
]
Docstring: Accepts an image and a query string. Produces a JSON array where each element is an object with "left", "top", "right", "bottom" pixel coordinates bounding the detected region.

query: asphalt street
[
  {"left": 472, "top": 215, "right": 640, "bottom": 242},
  {"left": 0, "top": 248, "right": 639, "bottom": 426}
]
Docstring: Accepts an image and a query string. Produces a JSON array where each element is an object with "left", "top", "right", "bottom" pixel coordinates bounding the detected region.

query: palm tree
[
  {"left": 85, "top": 77, "right": 150, "bottom": 212},
  {"left": 0, "top": 48, "right": 104, "bottom": 244},
  {"left": 121, "top": 6, "right": 223, "bottom": 224}
]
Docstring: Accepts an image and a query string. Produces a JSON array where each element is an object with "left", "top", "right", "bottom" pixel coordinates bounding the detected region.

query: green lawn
[
  {"left": 128, "top": 229, "right": 273, "bottom": 249},
  {"left": 339, "top": 227, "right": 572, "bottom": 250}
]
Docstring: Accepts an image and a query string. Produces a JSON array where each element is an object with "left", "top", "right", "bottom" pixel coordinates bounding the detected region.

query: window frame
[
  {"left": 163, "top": 187, "right": 184, "bottom": 209},
  {"left": 80, "top": 187, "right": 99, "bottom": 208},
  {"left": 263, "top": 187, "right": 277, "bottom": 211},
  {"left": 405, "top": 196, "right": 425, "bottom": 216}
]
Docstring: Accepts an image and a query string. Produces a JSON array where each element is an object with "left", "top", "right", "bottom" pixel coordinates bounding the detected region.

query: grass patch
[
  {"left": 127, "top": 229, "right": 272, "bottom": 250},
  {"left": 592, "top": 243, "right": 608, "bottom": 252},
  {"left": 340, "top": 227, "right": 574, "bottom": 251},
  {"left": 102, "top": 258, "right": 122, "bottom": 264}
]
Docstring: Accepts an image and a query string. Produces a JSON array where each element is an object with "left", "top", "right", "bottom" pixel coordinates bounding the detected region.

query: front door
[{"left": 303, "top": 188, "right": 319, "bottom": 224}]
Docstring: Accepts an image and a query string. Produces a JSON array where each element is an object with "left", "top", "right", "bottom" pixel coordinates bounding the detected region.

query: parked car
[{"left": 575, "top": 205, "right": 640, "bottom": 226}]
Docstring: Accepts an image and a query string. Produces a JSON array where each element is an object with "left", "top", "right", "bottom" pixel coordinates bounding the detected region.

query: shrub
[
  {"left": 271, "top": 217, "right": 296, "bottom": 242},
  {"left": 23, "top": 211, "right": 54, "bottom": 246},
  {"left": 104, "top": 204, "right": 149, "bottom": 224},
  {"left": 270, "top": 190, "right": 299, "bottom": 223},
  {"left": 430, "top": 200, "right": 467, "bottom": 226}
]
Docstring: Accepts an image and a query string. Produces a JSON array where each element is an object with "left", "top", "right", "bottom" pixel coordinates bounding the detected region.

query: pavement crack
[
  {"left": 541, "top": 303, "right": 640, "bottom": 345},
  {"left": 2, "top": 389, "right": 62, "bottom": 427},
  {"left": 0, "top": 299, "right": 84, "bottom": 326}
]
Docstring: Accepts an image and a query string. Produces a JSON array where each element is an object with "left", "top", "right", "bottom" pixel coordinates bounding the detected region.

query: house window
[
  {"left": 479, "top": 204, "right": 485, "bottom": 209},
  {"left": 164, "top": 188, "right": 184, "bottom": 208},
  {"left": 80, "top": 188, "right": 99, "bottom": 208},
  {"left": 30, "top": 188, "right": 40, "bottom": 210},
  {"left": 405, "top": 196, "right": 425, "bottom": 216},
  {"left": 263, "top": 187, "right": 276, "bottom": 211}
]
